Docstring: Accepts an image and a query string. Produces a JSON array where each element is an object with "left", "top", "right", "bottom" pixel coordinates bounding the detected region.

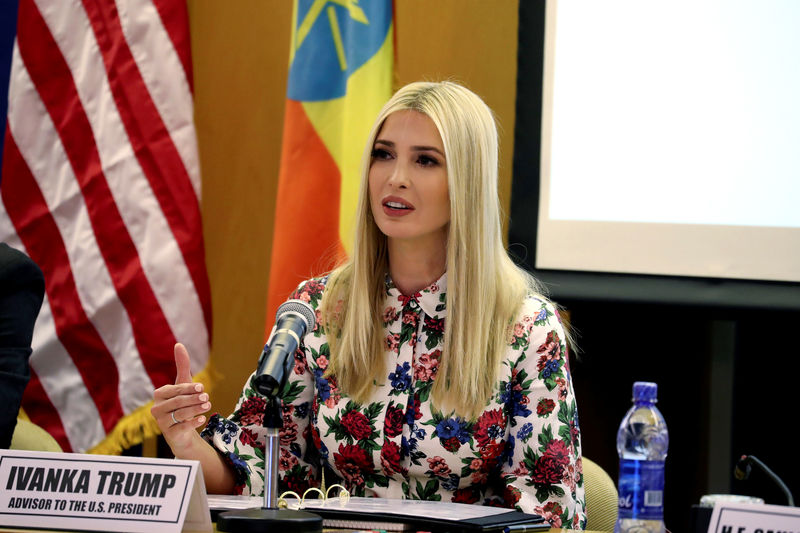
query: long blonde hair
[{"left": 322, "top": 81, "right": 544, "bottom": 419}]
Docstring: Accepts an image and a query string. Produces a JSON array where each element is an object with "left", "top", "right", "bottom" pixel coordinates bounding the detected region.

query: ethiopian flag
[{"left": 266, "top": 0, "right": 394, "bottom": 322}]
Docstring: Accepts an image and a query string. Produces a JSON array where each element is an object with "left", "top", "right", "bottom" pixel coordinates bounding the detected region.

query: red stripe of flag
[
  {"left": 21, "top": 369, "right": 70, "bottom": 452},
  {"left": 2, "top": 130, "right": 124, "bottom": 437},
  {"left": 151, "top": 0, "right": 193, "bottom": 94},
  {"left": 17, "top": 0, "right": 176, "bottom": 387},
  {"left": 81, "top": 0, "right": 211, "bottom": 339}
]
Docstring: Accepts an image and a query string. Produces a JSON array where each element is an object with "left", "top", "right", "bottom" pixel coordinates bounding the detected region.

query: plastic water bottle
[{"left": 615, "top": 381, "right": 669, "bottom": 533}]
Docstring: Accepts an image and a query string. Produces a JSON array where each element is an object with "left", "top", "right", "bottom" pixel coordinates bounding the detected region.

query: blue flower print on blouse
[{"left": 389, "top": 361, "right": 412, "bottom": 393}]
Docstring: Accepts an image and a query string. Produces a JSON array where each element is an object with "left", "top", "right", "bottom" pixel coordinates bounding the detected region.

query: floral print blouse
[{"left": 201, "top": 273, "right": 587, "bottom": 530}]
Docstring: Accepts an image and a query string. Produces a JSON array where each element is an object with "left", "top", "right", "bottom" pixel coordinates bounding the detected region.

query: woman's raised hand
[{"left": 151, "top": 343, "right": 212, "bottom": 452}]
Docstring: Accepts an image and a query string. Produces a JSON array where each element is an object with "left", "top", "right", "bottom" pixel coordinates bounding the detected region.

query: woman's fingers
[
  {"left": 153, "top": 385, "right": 208, "bottom": 414},
  {"left": 174, "top": 343, "right": 193, "bottom": 384},
  {"left": 154, "top": 381, "right": 203, "bottom": 401},
  {"left": 150, "top": 342, "right": 213, "bottom": 451},
  {"left": 167, "top": 393, "right": 212, "bottom": 425},
  {"left": 152, "top": 382, "right": 210, "bottom": 433}
]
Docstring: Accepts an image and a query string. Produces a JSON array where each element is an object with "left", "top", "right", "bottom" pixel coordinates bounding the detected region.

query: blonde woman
[{"left": 152, "top": 81, "right": 586, "bottom": 529}]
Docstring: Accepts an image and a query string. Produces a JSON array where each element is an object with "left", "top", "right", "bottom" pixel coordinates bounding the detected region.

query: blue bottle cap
[{"left": 633, "top": 381, "right": 658, "bottom": 402}]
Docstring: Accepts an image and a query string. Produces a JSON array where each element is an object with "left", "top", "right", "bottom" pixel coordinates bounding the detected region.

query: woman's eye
[
  {"left": 418, "top": 155, "right": 439, "bottom": 167},
  {"left": 371, "top": 148, "right": 392, "bottom": 159}
]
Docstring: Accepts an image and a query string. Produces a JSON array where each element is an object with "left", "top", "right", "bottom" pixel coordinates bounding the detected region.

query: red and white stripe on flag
[{"left": 0, "top": 0, "right": 212, "bottom": 453}]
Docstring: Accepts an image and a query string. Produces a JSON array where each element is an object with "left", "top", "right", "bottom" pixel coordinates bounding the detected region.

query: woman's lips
[{"left": 382, "top": 196, "right": 414, "bottom": 217}]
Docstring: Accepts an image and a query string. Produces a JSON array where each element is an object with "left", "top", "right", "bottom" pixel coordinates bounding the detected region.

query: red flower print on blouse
[
  {"left": 442, "top": 436, "right": 461, "bottom": 453},
  {"left": 414, "top": 350, "right": 440, "bottom": 382},
  {"left": 531, "top": 439, "right": 571, "bottom": 485},
  {"left": 384, "top": 405, "right": 404, "bottom": 438},
  {"left": 512, "top": 462, "right": 529, "bottom": 477},
  {"left": 426, "top": 456, "right": 451, "bottom": 477},
  {"left": 537, "top": 398, "right": 556, "bottom": 416},
  {"left": 474, "top": 408, "right": 507, "bottom": 449},
  {"left": 380, "top": 440, "right": 405, "bottom": 475},
  {"left": 504, "top": 484, "right": 522, "bottom": 507},
  {"left": 555, "top": 377, "right": 568, "bottom": 401},
  {"left": 535, "top": 501, "right": 564, "bottom": 529},
  {"left": 536, "top": 331, "right": 562, "bottom": 368},
  {"left": 341, "top": 410, "right": 372, "bottom": 441},
  {"left": 407, "top": 394, "right": 423, "bottom": 421},
  {"left": 238, "top": 397, "right": 267, "bottom": 426},
  {"left": 424, "top": 315, "right": 445, "bottom": 334},
  {"left": 402, "top": 311, "right": 418, "bottom": 327},
  {"left": 279, "top": 447, "right": 299, "bottom": 471},
  {"left": 311, "top": 425, "right": 322, "bottom": 449},
  {"left": 480, "top": 441, "right": 506, "bottom": 471},
  {"left": 385, "top": 333, "right": 400, "bottom": 353},
  {"left": 280, "top": 419, "right": 298, "bottom": 446},
  {"left": 293, "top": 349, "right": 307, "bottom": 375},
  {"left": 383, "top": 306, "right": 398, "bottom": 324},
  {"left": 563, "top": 462, "right": 578, "bottom": 493},
  {"left": 283, "top": 465, "right": 312, "bottom": 494},
  {"left": 570, "top": 419, "right": 580, "bottom": 443},
  {"left": 334, "top": 444, "right": 374, "bottom": 487},
  {"left": 452, "top": 487, "right": 481, "bottom": 504},
  {"left": 314, "top": 309, "right": 322, "bottom": 332},
  {"left": 291, "top": 279, "right": 324, "bottom": 300},
  {"left": 239, "top": 427, "right": 261, "bottom": 448}
]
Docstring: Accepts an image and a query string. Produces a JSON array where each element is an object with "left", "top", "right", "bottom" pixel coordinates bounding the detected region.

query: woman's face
[{"left": 368, "top": 110, "right": 450, "bottom": 249}]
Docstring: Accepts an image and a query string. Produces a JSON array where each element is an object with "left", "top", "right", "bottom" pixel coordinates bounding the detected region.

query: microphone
[
  {"left": 253, "top": 299, "right": 316, "bottom": 398},
  {"left": 734, "top": 454, "right": 795, "bottom": 506}
]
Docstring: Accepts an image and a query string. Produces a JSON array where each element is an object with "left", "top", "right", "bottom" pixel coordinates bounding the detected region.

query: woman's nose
[{"left": 387, "top": 162, "right": 409, "bottom": 189}]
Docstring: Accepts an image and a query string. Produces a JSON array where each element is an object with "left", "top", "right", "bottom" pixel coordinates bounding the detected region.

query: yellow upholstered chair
[
  {"left": 10, "top": 417, "right": 62, "bottom": 452},
  {"left": 583, "top": 456, "right": 618, "bottom": 532}
]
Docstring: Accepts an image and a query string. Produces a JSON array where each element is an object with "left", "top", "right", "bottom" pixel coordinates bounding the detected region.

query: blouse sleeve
[
  {"left": 498, "top": 296, "right": 587, "bottom": 530},
  {"left": 200, "top": 279, "right": 324, "bottom": 496}
]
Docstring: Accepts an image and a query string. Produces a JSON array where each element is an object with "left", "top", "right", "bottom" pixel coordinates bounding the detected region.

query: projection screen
[{"left": 535, "top": 0, "right": 800, "bottom": 284}]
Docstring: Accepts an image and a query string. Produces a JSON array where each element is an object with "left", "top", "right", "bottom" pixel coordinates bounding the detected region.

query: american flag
[{"left": 0, "top": 0, "right": 211, "bottom": 453}]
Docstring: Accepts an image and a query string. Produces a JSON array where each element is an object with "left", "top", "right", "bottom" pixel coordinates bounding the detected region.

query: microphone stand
[
  {"left": 735, "top": 455, "right": 795, "bottom": 507},
  {"left": 216, "top": 396, "right": 322, "bottom": 532}
]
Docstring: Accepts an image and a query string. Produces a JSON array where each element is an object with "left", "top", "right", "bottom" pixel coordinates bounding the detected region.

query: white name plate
[
  {"left": 707, "top": 501, "right": 800, "bottom": 533},
  {"left": 0, "top": 449, "right": 211, "bottom": 533}
]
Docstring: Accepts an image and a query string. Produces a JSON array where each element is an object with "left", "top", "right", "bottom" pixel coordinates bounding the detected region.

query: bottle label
[{"left": 617, "top": 458, "right": 665, "bottom": 521}]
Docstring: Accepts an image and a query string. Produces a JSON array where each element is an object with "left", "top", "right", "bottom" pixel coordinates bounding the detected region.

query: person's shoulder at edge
[{"left": 0, "top": 243, "right": 44, "bottom": 294}]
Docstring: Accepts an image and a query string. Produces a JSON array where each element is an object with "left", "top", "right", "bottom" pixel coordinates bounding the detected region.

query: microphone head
[
  {"left": 734, "top": 455, "right": 752, "bottom": 481},
  {"left": 275, "top": 298, "right": 316, "bottom": 331}
]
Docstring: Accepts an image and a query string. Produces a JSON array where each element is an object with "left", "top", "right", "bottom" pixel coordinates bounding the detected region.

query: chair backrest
[
  {"left": 10, "top": 418, "right": 62, "bottom": 452},
  {"left": 584, "top": 456, "right": 618, "bottom": 532}
]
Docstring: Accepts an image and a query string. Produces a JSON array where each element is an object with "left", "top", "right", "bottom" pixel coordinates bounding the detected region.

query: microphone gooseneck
[
  {"left": 734, "top": 455, "right": 795, "bottom": 507},
  {"left": 734, "top": 454, "right": 752, "bottom": 481},
  {"left": 253, "top": 299, "right": 316, "bottom": 398}
]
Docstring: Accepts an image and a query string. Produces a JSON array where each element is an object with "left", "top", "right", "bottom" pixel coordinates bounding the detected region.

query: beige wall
[{"left": 188, "top": 1, "right": 520, "bottom": 416}]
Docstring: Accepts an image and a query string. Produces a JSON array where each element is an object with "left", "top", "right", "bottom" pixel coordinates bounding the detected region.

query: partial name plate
[
  {"left": 707, "top": 501, "right": 800, "bottom": 533},
  {"left": 0, "top": 449, "right": 211, "bottom": 533}
]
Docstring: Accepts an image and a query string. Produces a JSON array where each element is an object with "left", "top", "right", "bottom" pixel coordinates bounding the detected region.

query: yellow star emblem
[{"left": 293, "top": 0, "right": 370, "bottom": 71}]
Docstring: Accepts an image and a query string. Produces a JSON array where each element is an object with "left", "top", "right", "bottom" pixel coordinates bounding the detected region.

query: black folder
[
  {"left": 295, "top": 497, "right": 548, "bottom": 532},
  {"left": 208, "top": 495, "right": 549, "bottom": 532}
]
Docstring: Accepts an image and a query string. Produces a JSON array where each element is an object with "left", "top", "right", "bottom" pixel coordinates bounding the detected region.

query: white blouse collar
[{"left": 385, "top": 271, "right": 447, "bottom": 318}]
